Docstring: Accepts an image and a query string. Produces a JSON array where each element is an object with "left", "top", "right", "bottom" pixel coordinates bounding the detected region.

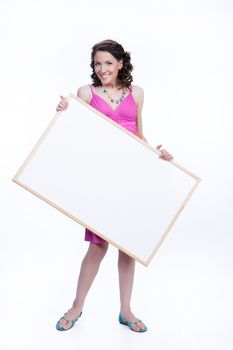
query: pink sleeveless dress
[{"left": 85, "top": 84, "right": 138, "bottom": 244}]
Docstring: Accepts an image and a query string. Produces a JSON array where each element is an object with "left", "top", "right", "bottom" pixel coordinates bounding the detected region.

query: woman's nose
[{"left": 100, "top": 66, "right": 106, "bottom": 73}]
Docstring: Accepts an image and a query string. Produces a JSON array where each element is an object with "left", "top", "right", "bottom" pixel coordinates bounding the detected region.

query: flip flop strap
[
  {"left": 63, "top": 310, "right": 82, "bottom": 323},
  {"left": 128, "top": 319, "right": 142, "bottom": 326},
  {"left": 63, "top": 315, "right": 77, "bottom": 324}
]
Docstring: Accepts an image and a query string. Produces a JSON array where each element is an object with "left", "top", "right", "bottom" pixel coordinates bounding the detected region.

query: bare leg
[
  {"left": 58, "top": 242, "right": 108, "bottom": 330},
  {"left": 118, "top": 250, "right": 146, "bottom": 331}
]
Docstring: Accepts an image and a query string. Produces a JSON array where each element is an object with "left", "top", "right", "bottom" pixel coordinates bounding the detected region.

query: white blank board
[{"left": 13, "top": 94, "right": 201, "bottom": 266}]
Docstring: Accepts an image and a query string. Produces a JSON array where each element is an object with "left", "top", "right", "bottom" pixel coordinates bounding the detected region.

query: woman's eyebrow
[{"left": 94, "top": 60, "right": 112, "bottom": 63}]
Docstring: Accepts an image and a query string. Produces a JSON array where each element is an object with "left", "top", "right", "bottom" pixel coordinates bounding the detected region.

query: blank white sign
[{"left": 13, "top": 94, "right": 201, "bottom": 266}]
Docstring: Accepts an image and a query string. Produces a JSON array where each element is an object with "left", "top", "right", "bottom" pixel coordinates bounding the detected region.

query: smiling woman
[
  {"left": 90, "top": 39, "right": 133, "bottom": 90},
  {"left": 55, "top": 38, "right": 173, "bottom": 333}
]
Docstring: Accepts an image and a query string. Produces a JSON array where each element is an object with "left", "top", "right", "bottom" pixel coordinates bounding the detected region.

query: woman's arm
[
  {"left": 132, "top": 85, "right": 148, "bottom": 142},
  {"left": 56, "top": 85, "right": 91, "bottom": 112},
  {"left": 77, "top": 85, "right": 91, "bottom": 104},
  {"left": 133, "top": 85, "right": 173, "bottom": 161}
]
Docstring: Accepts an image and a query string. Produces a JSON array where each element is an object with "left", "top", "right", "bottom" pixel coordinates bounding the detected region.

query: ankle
[
  {"left": 72, "top": 300, "right": 83, "bottom": 311},
  {"left": 120, "top": 307, "right": 132, "bottom": 316}
]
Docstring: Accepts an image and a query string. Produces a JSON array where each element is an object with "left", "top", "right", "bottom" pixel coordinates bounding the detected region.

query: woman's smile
[{"left": 100, "top": 73, "right": 111, "bottom": 79}]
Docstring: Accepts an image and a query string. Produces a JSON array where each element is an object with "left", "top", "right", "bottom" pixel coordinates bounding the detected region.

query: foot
[
  {"left": 57, "top": 306, "right": 82, "bottom": 330},
  {"left": 120, "top": 311, "right": 147, "bottom": 332}
]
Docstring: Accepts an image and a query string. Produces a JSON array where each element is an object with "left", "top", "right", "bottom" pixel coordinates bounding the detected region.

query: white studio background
[{"left": 0, "top": 1, "right": 233, "bottom": 349}]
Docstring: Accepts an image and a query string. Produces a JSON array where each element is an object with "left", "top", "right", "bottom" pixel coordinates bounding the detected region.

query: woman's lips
[{"left": 100, "top": 74, "right": 110, "bottom": 79}]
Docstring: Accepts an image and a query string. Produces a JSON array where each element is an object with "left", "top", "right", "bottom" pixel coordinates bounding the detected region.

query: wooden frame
[{"left": 13, "top": 93, "right": 201, "bottom": 266}]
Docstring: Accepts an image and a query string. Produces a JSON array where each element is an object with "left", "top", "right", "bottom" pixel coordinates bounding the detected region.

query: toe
[
  {"left": 129, "top": 320, "right": 146, "bottom": 331},
  {"left": 63, "top": 321, "right": 72, "bottom": 330},
  {"left": 131, "top": 323, "right": 140, "bottom": 331},
  {"left": 137, "top": 321, "right": 146, "bottom": 330},
  {"left": 59, "top": 318, "right": 71, "bottom": 330}
]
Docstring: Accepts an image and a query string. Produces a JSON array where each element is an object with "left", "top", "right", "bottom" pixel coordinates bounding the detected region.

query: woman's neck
[{"left": 102, "top": 80, "right": 121, "bottom": 90}]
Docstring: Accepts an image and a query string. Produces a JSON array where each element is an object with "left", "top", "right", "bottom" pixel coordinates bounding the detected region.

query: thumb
[
  {"left": 156, "top": 144, "right": 162, "bottom": 150},
  {"left": 60, "top": 95, "right": 67, "bottom": 100}
]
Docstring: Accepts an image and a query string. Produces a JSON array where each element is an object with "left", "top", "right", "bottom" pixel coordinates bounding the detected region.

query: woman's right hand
[{"left": 56, "top": 95, "right": 69, "bottom": 112}]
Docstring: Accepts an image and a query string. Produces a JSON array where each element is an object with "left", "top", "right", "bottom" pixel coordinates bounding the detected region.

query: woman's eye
[{"left": 94, "top": 62, "right": 112, "bottom": 66}]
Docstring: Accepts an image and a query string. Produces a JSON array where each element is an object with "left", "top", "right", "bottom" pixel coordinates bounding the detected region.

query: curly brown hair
[{"left": 90, "top": 39, "right": 134, "bottom": 89}]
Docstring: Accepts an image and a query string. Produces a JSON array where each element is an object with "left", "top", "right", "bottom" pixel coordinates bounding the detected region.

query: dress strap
[{"left": 88, "top": 84, "right": 93, "bottom": 100}]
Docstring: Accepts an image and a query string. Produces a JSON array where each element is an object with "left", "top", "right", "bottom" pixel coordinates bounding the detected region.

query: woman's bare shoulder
[
  {"left": 131, "top": 85, "right": 144, "bottom": 94},
  {"left": 131, "top": 85, "right": 144, "bottom": 105},
  {"left": 77, "top": 84, "right": 91, "bottom": 104}
]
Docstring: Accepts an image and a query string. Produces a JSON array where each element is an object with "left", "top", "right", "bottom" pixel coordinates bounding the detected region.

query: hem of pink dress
[{"left": 84, "top": 228, "right": 106, "bottom": 244}]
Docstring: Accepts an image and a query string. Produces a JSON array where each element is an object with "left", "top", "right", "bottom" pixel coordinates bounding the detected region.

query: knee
[
  {"left": 87, "top": 242, "right": 109, "bottom": 263},
  {"left": 118, "top": 250, "right": 134, "bottom": 265}
]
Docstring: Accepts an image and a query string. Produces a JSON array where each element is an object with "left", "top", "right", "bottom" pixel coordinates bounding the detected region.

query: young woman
[{"left": 55, "top": 39, "right": 173, "bottom": 333}]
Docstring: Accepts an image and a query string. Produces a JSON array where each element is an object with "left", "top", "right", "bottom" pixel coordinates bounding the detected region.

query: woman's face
[{"left": 93, "top": 50, "right": 123, "bottom": 87}]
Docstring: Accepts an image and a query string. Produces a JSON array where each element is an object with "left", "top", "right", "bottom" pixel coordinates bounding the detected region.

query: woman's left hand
[{"left": 156, "top": 144, "right": 174, "bottom": 161}]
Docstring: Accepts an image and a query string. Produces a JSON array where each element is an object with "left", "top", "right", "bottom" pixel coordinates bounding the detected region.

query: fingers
[
  {"left": 156, "top": 144, "right": 174, "bottom": 161},
  {"left": 159, "top": 152, "right": 174, "bottom": 161},
  {"left": 56, "top": 95, "right": 69, "bottom": 112},
  {"left": 159, "top": 149, "right": 174, "bottom": 161}
]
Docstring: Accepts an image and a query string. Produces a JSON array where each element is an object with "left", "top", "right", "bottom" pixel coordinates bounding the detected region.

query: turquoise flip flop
[
  {"left": 118, "top": 312, "right": 148, "bottom": 332},
  {"left": 56, "top": 311, "right": 82, "bottom": 331}
]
